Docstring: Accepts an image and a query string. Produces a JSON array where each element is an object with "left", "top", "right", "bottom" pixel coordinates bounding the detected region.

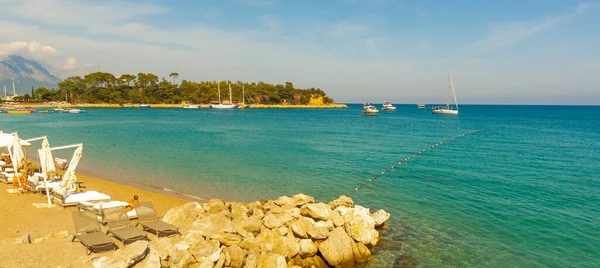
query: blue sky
[{"left": 0, "top": 0, "right": 599, "bottom": 104}]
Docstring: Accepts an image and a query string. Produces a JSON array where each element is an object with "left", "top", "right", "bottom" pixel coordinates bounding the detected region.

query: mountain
[{"left": 0, "top": 55, "right": 61, "bottom": 95}]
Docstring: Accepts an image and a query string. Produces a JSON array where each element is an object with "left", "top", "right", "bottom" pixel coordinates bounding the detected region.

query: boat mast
[
  {"left": 229, "top": 82, "right": 232, "bottom": 104},
  {"left": 446, "top": 71, "right": 450, "bottom": 109},
  {"left": 449, "top": 70, "right": 459, "bottom": 111},
  {"left": 217, "top": 81, "right": 221, "bottom": 104},
  {"left": 242, "top": 85, "right": 245, "bottom": 105}
]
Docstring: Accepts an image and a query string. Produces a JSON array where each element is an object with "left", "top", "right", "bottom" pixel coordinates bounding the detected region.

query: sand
[{"left": 0, "top": 174, "right": 188, "bottom": 267}]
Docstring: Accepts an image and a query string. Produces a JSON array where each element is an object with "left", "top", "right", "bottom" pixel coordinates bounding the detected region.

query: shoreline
[{"left": 2, "top": 103, "right": 349, "bottom": 109}]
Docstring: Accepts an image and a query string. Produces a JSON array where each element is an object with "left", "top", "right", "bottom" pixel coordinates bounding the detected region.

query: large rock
[
  {"left": 204, "top": 199, "right": 228, "bottom": 213},
  {"left": 240, "top": 236, "right": 261, "bottom": 252},
  {"left": 299, "top": 255, "right": 329, "bottom": 268},
  {"left": 307, "top": 221, "right": 332, "bottom": 240},
  {"left": 353, "top": 242, "right": 371, "bottom": 264},
  {"left": 284, "top": 207, "right": 301, "bottom": 219},
  {"left": 162, "top": 202, "right": 205, "bottom": 230},
  {"left": 291, "top": 193, "right": 315, "bottom": 207},
  {"left": 229, "top": 202, "right": 250, "bottom": 221},
  {"left": 256, "top": 229, "right": 299, "bottom": 259},
  {"left": 317, "top": 228, "right": 355, "bottom": 267},
  {"left": 370, "top": 209, "right": 391, "bottom": 227},
  {"left": 223, "top": 245, "right": 245, "bottom": 268},
  {"left": 93, "top": 240, "right": 149, "bottom": 268},
  {"left": 189, "top": 239, "right": 222, "bottom": 264},
  {"left": 258, "top": 254, "right": 287, "bottom": 268},
  {"left": 332, "top": 210, "right": 345, "bottom": 227},
  {"left": 245, "top": 252, "right": 258, "bottom": 268},
  {"left": 298, "top": 239, "right": 318, "bottom": 258},
  {"left": 191, "top": 211, "right": 234, "bottom": 238},
  {"left": 242, "top": 214, "right": 264, "bottom": 234},
  {"left": 329, "top": 195, "right": 354, "bottom": 209},
  {"left": 154, "top": 237, "right": 177, "bottom": 266},
  {"left": 290, "top": 217, "right": 314, "bottom": 239},
  {"left": 213, "top": 233, "right": 242, "bottom": 246},
  {"left": 300, "top": 203, "right": 332, "bottom": 221},
  {"left": 343, "top": 207, "right": 379, "bottom": 246},
  {"left": 262, "top": 213, "right": 293, "bottom": 229},
  {"left": 274, "top": 195, "right": 295, "bottom": 207},
  {"left": 140, "top": 249, "right": 161, "bottom": 268}
]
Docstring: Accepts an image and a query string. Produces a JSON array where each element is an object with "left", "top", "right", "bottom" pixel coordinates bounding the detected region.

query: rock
[
  {"left": 290, "top": 217, "right": 314, "bottom": 238},
  {"left": 298, "top": 239, "right": 318, "bottom": 258},
  {"left": 256, "top": 229, "right": 299, "bottom": 259},
  {"left": 300, "top": 255, "right": 330, "bottom": 268},
  {"left": 274, "top": 195, "right": 295, "bottom": 207},
  {"left": 215, "top": 252, "right": 226, "bottom": 268},
  {"left": 262, "top": 200, "right": 282, "bottom": 214},
  {"left": 191, "top": 211, "right": 234, "bottom": 238},
  {"left": 343, "top": 207, "right": 379, "bottom": 246},
  {"left": 329, "top": 195, "right": 354, "bottom": 209},
  {"left": 284, "top": 207, "right": 301, "bottom": 219},
  {"left": 371, "top": 209, "right": 391, "bottom": 227},
  {"left": 353, "top": 242, "right": 371, "bottom": 263},
  {"left": 333, "top": 206, "right": 350, "bottom": 217},
  {"left": 154, "top": 237, "right": 176, "bottom": 265},
  {"left": 139, "top": 249, "right": 161, "bottom": 268},
  {"left": 291, "top": 193, "right": 314, "bottom": 207},
  {"left": 332, "top": 210, "right": 345, "bottom": 227},
  {"left": 229, "top": 202, "right": 250, "bottom": 221},
  {"left": 189, "top": 239, "right": 222, "bottom": 264},
  {"left": 214, "top": 233, "right": 242, "bottom": 246},
  {"left": 247, "top": 201, "right": 264, "bottom": 216},
  {"left": 244, "top": 252, "right": 258, "bottom": 268},
  {"left": 262, "top": 213, "right": 293, "bottom": 229},
  {"left": 307, "top": 221, "right": 331, "bottom": 240},
  {"left": 258, "top": 254, "right": 286, "bottom": 268},
  {"left": 276, "top": 226, "right": 288, "bottom": 236},
  {"left": 317, "top": 227, "right": 355, "bottom": 267},
  {"left": 93, "top": 240, "right": 149, "bottom": 268},
  {"left": 243, "top": 215, "right": 264, "bottom": 234},
  {"left": 223, "top": 245, "right": 245, "bottom": 268},
  {"left": 162, "top": 202, "right": 205, "bottom": 231},
  {"left": 204, "top": 199, "right": 228, "bottom": 213},
  {"left": 300, "top": 203, "right": 332, "bottom": 221},
  {"left": 172, "top": 250, "right": 197, "bottom": 268},
  {"left": 240, "top": 237, "right": 261, "bottom": 252}
]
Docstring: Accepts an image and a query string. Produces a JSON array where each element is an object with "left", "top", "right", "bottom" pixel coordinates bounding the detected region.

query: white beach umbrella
[
  {"left": 9, "top": 134, "right": 26, "bottom": 186},
  {"left": 38, "top": 137, "right": 56, "bottom": 204},
  {"left": 60, "top": 145, "right": 83, "bottom": 191}
]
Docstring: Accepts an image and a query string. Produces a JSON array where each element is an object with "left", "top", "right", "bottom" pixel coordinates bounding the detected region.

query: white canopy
[
  {"left": 37, "top": 137, "right": 55, "bottom": 204},
  {"left": 8, "top": 133, "right": 26, "bottom": 186},
  {"left": 0, "top": 133, "right": 31, "bottom": 147},
  {"left": 59, "top": 144, "right": 83, "bottom": 191}
]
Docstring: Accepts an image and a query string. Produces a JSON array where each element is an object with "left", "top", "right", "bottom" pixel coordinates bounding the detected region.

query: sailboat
[
  {"left": 432, "top": 70, "right": 459, "bottom": 115},
  {"left": 238, "top": 85, "right": 250, "bottom": 109},
  {"left": 210, "top": 81, "right": 237, "bottom": 109}
]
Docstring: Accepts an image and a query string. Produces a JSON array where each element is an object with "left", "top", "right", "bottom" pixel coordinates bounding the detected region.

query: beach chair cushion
[
  {"left": 104, "top": 206, "right": 148, "bottom": 244},
  {"left": 135, "top": 202, "right": 179, "bottom": 237},
  {"left": 71, "top": 212, "right": 118, "bottom": 254}
]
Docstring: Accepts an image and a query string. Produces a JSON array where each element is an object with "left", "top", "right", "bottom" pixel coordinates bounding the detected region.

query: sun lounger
[
  {"left": 104, "top": 206, "right": 148, "bottom": 244},
  {"left": 51, "top": 188, "right": 111, "bottom": 208},
  {"left": 134, "top": 201, "right": 180, "bottom": 237},
  {"left": 77, "top": 200, "right": 138, "bottom": 223},
  {"left": 71, "top": 211, "right": 118, "bottom": 254}
]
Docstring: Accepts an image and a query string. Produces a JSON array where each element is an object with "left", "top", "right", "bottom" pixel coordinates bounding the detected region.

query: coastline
[{"left": 2, "top": 103, "right": 349, "bottom": 109}]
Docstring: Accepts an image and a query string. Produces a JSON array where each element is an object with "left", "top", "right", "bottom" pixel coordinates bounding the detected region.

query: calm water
[{"left": 2, "top": 105, "right": 599, "bottom": 267}]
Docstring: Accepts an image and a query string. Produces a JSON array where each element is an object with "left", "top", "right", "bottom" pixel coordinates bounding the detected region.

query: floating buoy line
[{"left": 346, "top": 128, "right": 483, "bottom": 196}]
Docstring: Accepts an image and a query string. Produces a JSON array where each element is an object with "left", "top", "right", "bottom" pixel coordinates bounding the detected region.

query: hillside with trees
[{"left": 28, "top": 72, "right": 335, "bottom": 105}]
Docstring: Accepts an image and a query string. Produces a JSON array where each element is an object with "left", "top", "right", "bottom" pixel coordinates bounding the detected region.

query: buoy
[
  {"left": 355, "top": 188, "right": 358, "bottom": 191},
  {"left": 369, "top": 179, "right": 372, "bottom": 182}
]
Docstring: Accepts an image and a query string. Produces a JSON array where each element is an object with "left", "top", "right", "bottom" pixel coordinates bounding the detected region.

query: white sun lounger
[
  {"left": 51, "top": 189, "right": 111, "bottom": 208},
  {"left": 77, "top": 200, "right": 138, "bottom": 223}
]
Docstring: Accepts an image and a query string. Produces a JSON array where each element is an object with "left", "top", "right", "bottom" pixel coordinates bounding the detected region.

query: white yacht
[
  {"left": 382, "top": 101, "right": 396, "bottom": 111},
  {"left": 432, "top": 70, "right": 459, "bottom": 115},
  {"left": 362, "top": 103, "right": 379, "bottom": 116},
  {"left": 183, "top": 104, "right": 199, "bottom": 109},
  {"left": 210, "top": 81, "right": 237, "bottom": 109}
]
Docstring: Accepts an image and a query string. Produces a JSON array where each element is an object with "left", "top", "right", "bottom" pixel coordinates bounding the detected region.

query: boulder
[
  {"left": 240, "top": 236, "right": 261, "bottom": 252},
  {"left": 171, "top": 250, "right": 197, "bottom": 268},
  {"left": 332, "top": 210, "right": 345, "bottom": 227},
  {"left": 162, "top": 202, "right": 205, "bottom": 230},
  {"left": 307, "top": 221, "right": 331, "bottom": 240},
  {"left": 154, "top": 237, "right": 177, "bottom": 265},
  {"left": 370, "top": 209, "right": 391, "bottom": 227},
  {"left": 298, "top": 239, "right": 318, "bottom": 258},
  {"left": 290, "top": 217, "right": 314, "bottom": 238},
  {"left": 213, "top": 233, "right": 242, "bottom": 246},
  {"left": 223, "top": 245, "right": 245, "bottom": 268},
  {"left": 191, "top": 211, "right": 234, "bottom": 238},
  {"left": 317, "top": 227, "right": 355, "bottom": 267},
  {"left": 188, "top": 239, "right": 222, "bottom": 264},
  {"left": 299, "top": 255, "right": 329, "bottom": 268},
  {"left": 229, "top": 202, "right": 250, "bottom": 221},
  {"left": 274, "top": 195, "right": 295, "bottom": 207},
  {"left": 262, "top": 200, "right": 283, "bottom": 214},
  {"left": 93, "top": 240, "right": 149, "bottom": 268},
  {"left": 300, "top": 203, "right": 332, "bottom": 221},
  {"left": 262, "top": 213, "right": 293, "bottom": 229},
  {"left": 256, "top": 229, "right": 299, "bottom": 259},
  {"left": 245, "top": 252, "right": 259, "bottom": 268},
  {"left": 353, "top": 242, "right": 371, "bottom": 263},
  {"left": 258, "top": 254, "right": 286, "bottom": 268},
  {"left": 284, "top": 207, "right": 301, "bottom": 219},
  {"left": 204, "top": 199, "right": 228, "bottom": 213},
  {"left": 291, "top": 193, "right": 314, "bottom": 207},
  {"left": 329, "top": 195, "right": 354, "bottom": 209},
  {"left": 139, "top": 249, "right": 161, "bottom": 268},
  {"left": 247, "top": 201, "right": 264, "bottom": 216},
  {"left": 243, "top": 215, "right": 264, "bottom": 234},
  {"left": 343, "top": 207, "right": 379, "bottom": 246},
  {"left": 333, "top": 206, "right": 350, "bottom": 217}
]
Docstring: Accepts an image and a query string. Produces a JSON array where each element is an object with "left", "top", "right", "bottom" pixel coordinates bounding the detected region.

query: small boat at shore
[
  {"left": 211, "top": 82, "right": 237, "bottom": 109},
  {"left": 183, "top": 104, "right": 199, "bottom": 109},
  {"left": 417, "top": 103, "right": 426, "bottom": 108},
  {"left": 432, "top": 70, "right": 459, "bottom": 115},
  {"left": 139, "top": 104, "right": 151, "bottom": 108},
  {"left": 382, "top": 101, "right": 396, "bottom": 111},
  {"left": 4, "top": 109, "right": 36, "bottom": 114},
  {"left": 362, "top": 103, "right": 379, "bottom": 116}
]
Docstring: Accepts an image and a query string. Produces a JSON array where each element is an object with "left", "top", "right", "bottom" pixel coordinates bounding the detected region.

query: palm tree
[{"left": 169, "top": 72, "right": 179, "bottom": 85}]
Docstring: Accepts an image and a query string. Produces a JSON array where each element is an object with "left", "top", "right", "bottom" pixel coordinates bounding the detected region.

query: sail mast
[
  {"left": 242, "top": 85, "right": 245, "bottom": 105},
  {"left": 229, "top": 82, "right": 232, "bottom": 104},
  {"left": 218, "top": 81, "right": 221, "bottom": 103},
  {"left": 449, "top": 70, "right": 459, "bottom": 111},
  {"left": 446, "top": 71, "right": 450, "bottom": 109}
]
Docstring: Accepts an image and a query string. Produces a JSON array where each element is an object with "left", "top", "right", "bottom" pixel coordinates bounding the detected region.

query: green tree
[{"left": 169, "top": 72, "right": 179, "bottom": 85}]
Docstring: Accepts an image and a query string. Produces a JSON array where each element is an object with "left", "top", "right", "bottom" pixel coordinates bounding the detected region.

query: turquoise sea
[{"left": 2, "top": 104, "right": 599, "bottom": 267}]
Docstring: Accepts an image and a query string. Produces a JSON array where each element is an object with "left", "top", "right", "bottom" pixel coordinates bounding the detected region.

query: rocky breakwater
[{"left": 141, "top": 193, "right": 390, "bottom": 268}]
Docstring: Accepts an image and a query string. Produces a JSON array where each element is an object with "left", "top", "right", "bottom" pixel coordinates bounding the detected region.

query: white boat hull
[
  {"left": 183, "top": 105, "right": 199, "bottom": 109},
  {"left": 432, "top": 109, "right": 458, "bottom": 115},
  {"left": 210, "top": 104, "right": 237, "bottom": 109},
  {"left": 382, "top": 107, "right": 396, "bottom": 111}
]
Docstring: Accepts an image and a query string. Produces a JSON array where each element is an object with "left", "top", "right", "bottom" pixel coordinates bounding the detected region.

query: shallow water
[{"left": 2, "top": 104, "right": 599, "bottom": 267}]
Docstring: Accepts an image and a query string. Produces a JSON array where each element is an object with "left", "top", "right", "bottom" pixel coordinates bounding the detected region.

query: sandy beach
[
  {"left": 0, "top": 173, "right": 187, "bottom": 267},
  {"left": 1, "top": 103, "right": 348, "bottom": 109}
]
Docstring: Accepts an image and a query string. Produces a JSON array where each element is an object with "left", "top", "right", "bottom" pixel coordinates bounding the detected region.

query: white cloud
[{"left": 0, "top": 41, "right": 82, "bottom": 77}]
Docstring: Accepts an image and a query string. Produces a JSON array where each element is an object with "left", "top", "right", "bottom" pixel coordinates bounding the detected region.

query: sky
[{"left": 0, "top": 0, "right": 599, "bottom": 104}]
